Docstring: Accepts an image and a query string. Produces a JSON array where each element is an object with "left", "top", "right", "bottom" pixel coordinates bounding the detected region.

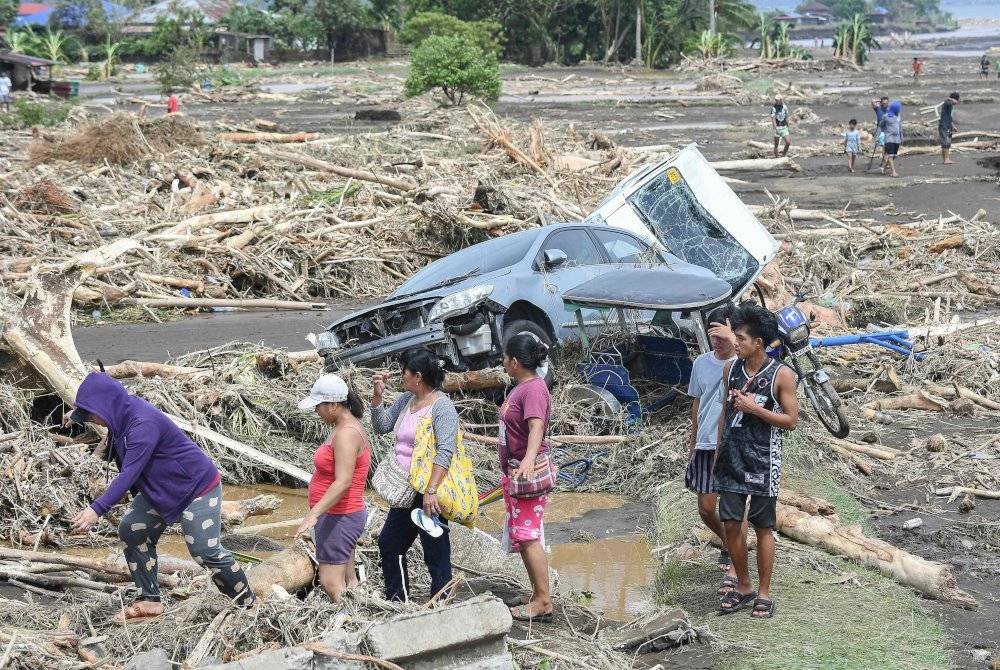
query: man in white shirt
[
  {"left": 0, "top": 73, "right": 12, "bottom": 113},
  {"left": 686, "top": 305, "right": 743, "bottom": 595}
]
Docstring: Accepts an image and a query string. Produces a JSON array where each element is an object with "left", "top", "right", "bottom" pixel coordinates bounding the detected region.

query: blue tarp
[{"left": 13, "top": 1, "right": 131, "bottom": 28}]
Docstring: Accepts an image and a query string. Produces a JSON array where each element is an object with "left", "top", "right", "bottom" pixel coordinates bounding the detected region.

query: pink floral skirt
[{"left": 501, "top": 475, "right": 549, "bottom": 553}]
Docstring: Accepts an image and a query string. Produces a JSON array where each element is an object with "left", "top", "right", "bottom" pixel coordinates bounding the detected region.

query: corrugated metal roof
[
  {"left": 17, "top": 3, "right": 52, "bottom": 15},
  {"left": 133, "top": 0, "right": 239, "bottom": 23},
  {"left": 0, "top": 52, "right": 58, "bottom": 66}
]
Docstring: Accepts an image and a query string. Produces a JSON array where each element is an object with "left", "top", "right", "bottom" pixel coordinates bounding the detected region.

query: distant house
[
  {"left": 773, "top": 12, "right": 802, "bottom": 25},
  {"left": 795, "top": 1, "right": 833, "bottom": 23},
  {"left": 867, "top": 6, "right": 890, "bottom": 24},
  {"left": 0, "top": 51, "right": 58, "bottom": 91}
]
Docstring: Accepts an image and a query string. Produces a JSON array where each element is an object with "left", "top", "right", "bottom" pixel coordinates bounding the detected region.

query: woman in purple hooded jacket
[{"left": 69, "top": 372, "right": 255, "bottom": 621}]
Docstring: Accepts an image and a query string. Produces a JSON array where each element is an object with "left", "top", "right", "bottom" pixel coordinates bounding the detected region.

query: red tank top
[{"left": 308, "top": 425, "right": 371, "bottom": 515}]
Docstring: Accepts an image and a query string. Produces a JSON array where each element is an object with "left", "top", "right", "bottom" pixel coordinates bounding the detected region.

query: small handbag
[
  {"left": 506, "top": 453, "right": 558, "bottom": 499},
  {"left": 372, "top": 452, "right": 415, "bottom": 508}
]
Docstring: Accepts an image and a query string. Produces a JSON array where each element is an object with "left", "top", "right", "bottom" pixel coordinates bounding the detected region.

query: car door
[{"left": 535, "top": 228, "right": 612, "bottom": 340}]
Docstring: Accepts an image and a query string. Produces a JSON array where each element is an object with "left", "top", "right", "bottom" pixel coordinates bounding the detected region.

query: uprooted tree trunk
[
  {"left": 0, "top": 239, "right": 141, "bottom": 401},
  {"left": 0, "top": 240, "right": 312, "bottom": 485},
  {"left": 220, "top": 495, "right": 282, "bottom": 526},
  {"left": 775, "top": 504, "right": 977, "bottom": 608}
]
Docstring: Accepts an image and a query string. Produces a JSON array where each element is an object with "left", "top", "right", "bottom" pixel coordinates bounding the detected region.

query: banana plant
[
  {"left": 40, "top": 28, "right": 75, "bottom": 64},
  {"left": 7, "top": 29, "right": 37, "bottom": 54},
  {"left": 755, "top": 13, "right": 774, "bottom": 59},
  {"left": 98, "top": 38, "right": 123, "bottom": 80}
]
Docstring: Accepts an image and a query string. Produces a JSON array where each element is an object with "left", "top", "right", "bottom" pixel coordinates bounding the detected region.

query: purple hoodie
[{"left": 75, "top": 372, "right": 218, "bottom": 524}]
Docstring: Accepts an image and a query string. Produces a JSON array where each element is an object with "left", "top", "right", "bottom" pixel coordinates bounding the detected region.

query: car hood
[{"left": 327, "top": 267, "right": 512, "bottom": 329}]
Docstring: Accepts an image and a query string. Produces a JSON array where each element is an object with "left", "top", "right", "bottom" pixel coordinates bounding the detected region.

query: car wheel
[{"left": 502, "top": 319, "right": 555, "bottom": 387}]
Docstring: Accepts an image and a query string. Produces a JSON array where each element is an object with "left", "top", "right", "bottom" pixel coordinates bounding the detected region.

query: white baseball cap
[{"left": 298, "top": 374, "right": 349, "bottom": 410}]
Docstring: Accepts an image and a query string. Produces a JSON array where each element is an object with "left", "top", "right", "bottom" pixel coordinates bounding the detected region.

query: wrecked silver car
[{"left": 318, "top": 145, "right": 779, "bottom": 372}]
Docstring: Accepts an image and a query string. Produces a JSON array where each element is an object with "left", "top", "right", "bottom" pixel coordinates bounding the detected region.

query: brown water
[{"left": 66, "top": 485, "right": 655, "bottom": 620}]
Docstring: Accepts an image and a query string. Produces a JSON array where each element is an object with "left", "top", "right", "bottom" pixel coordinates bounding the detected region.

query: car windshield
[
  {"left": 390, "top": 230, "right": 537, "bottom": 297},
  {"left": 628, "top": 173, "right": 758, "bottom": 293}
]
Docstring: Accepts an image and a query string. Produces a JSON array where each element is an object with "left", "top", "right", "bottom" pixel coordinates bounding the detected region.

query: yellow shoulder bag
[{"left": 409, "top": 412, "right": 479, "bottom": 527}]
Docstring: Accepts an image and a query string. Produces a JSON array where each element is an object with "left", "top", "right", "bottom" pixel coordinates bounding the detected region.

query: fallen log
[
  {"left": 775, "top": 504, "right": 977, "bottom": 608},
  {"left": 936, "top": 486, "right": 1000, "bottom": 503},
  {"left": 136, "top": 272, "right": 205, "bottom": 293},
  {"left": 922, "top": 383, "right": 1000, "bottom": 411},
  {"left": 0, "top": 548, "right": 179, "bottom": 587},
  {"left": 0, "top": 568, "right": 120, "bottom": 593},
  {"left": 262, "top": 148, "right": 417, "bottom": 192},
  {"left": 927, "top": 234, "right": 965, "bottom": 254},
  {"left": 117, "top": 297, "right": 326, "bottom": 311},
  {"left": 462, "top": 432, "right": 628, "bottom": 447},
  {"left": 220, "top": 495, "right": 282, "bottom": 526},
  {"left": 709, "top": 156, "right": 801, "bottom": 172},
  {"left": 778, "top": 489, "right": 837, "bottom": 517},
  {"left": 103, "top": 360, "right": 208, "bottom": 380},
  {"left": 870, "top": 390, "right": 948, "bottom": 412},
  {"left": 826, "top": 437, "right": 898, "bottom": 460},
  {"left": 829, "top": 444, "right": 873, "bottom": 475},
  {"left": 748, "top": 204, "right": 833, "bottom": 221},
  {"left": 247, "top": 541, "right": 316, "bottom": 599},
  {"left": 442, "top": 367, "right": 509, "bottom": 393},
  {"left": 830, "top": 369, "right": 902, "bottom": 394},
  {"left": 159, "top": 205, "right": 275, "bottom": 237},
  {"left": 219, "top": 132, "right": 320, "bottom": 144}
]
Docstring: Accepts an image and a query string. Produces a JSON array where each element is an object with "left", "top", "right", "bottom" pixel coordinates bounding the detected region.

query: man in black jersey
[{"left": 715, "top": 305, "right": 798, "bottom": 619}]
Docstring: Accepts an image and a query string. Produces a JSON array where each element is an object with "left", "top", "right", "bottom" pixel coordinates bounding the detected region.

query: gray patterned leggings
[{"left": 118, "top": 484, "right": 254, "bottom": 605}]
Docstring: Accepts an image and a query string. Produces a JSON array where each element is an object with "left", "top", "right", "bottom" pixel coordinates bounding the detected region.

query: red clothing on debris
[{"left": 166, "top": 94, "right": 180, "bottom": 114}]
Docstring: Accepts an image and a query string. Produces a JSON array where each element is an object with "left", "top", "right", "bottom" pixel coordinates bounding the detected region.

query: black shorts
[
  {"left": 718, "top": 491, "right": 778, "bottom": 529},
  {"left": 684, "top": 449, "right": 716, "bottom": 494},
  {"left": 884, "top": 142, "right": 900, "bottom": 156},
  {"left": 938, "top": 127, "right": 952, "bottom": 149}
]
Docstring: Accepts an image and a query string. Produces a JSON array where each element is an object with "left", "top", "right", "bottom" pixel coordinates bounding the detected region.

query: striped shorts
[{"left": 684, "top": 449, "right": 716, "bottom": 495}]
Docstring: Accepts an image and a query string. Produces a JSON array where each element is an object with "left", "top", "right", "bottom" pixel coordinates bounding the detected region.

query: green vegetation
[
  {"left": 156, "top": 44, "right": 204, "bottom": 93},
  {"left": 0, "top": 98, "right": 74, "bottom": 129},
  {"left": 404, "top": 35, "right": 500, "bottom": 105},
  {"left": 833, "top": 13, "right": 881, "bottom": 66},
  {"left": 0, "top": 0, "right": 15, "bottom": 26},
  {"left": 399, "top": 12, "right": 503, "bottom": 57},
  {"left": 754, "top": 13, "right": 811, "bottom": 60}
]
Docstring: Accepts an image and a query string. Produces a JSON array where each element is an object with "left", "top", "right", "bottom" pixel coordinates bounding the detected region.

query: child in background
[
  {"left": 166, "top": 90, "right": 180, "bottom": 114},
  {"left": 843, "top": 118, "right": 861, "bottom": 173},
  {"left": 912, "top": 57, "right": 922, "bottom": 80}
]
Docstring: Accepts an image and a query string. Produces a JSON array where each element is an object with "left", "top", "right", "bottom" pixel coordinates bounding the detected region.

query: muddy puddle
[{"left": 63, "top": 487, "right": 654, "bottom": 621}]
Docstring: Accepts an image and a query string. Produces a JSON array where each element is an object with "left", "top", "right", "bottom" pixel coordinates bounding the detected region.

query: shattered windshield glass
[{"left": 627, "top": 171, "right": 757, "bottom": 293}]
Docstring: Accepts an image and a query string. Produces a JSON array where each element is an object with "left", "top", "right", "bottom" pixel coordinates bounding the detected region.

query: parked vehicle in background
[{"left": 318, "top": 145, "right": 779, "bottom": 375}]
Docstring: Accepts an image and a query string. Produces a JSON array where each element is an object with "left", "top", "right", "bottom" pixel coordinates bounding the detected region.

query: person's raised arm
[{"left": 370, "top": 392, "right": 407, "bottom": 436}]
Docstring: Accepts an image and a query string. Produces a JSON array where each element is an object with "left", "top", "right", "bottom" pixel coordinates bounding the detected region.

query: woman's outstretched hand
[{"left": 70, "top": 507, "right": 99, "bottom": 534}]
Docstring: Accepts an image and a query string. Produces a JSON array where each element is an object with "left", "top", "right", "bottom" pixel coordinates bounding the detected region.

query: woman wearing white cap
[{"left": 295, "top": 374, "right": 371, "bottom": 602}]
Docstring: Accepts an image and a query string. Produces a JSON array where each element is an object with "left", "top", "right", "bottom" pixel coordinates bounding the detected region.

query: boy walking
[
  {"left": 685, "top": 307, "right": 742, "bottom": 595},
  {"left": 715, "top": 305, "right": 798, "bottom": 619},
  {"left": 843, "top": 118, "right": 861, "bottom": 173},
  {"left": 770, "top": 95, "right": 790, "bottom": 158}
]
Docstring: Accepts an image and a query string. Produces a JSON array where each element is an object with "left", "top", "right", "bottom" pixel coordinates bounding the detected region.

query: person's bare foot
[
  {"left": 113, "top": 600, "right": 164, "bottom": 624},
  {"left": 891, "top": 172, "right": 899, "bottom": 177},
  {"left": 511, "top": 598, "right": 553, "bottom": 620},
  {"left": 943, "top": 160, "right": 955, "bottom": 165}
]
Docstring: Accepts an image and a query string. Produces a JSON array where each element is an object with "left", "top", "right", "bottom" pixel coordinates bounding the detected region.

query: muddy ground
[{"left": 67, "top": 45, "right": 1000, "bottom": 669}]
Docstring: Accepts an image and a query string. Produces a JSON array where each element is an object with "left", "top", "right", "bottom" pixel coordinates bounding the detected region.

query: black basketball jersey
[{"left": 715, "top": 358, "right": 787, "bottom": 497}]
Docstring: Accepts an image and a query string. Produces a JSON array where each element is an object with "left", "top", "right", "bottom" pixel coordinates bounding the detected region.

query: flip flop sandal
[
  {"left": 718, "top": 549, "right": 731, "bottom": 571},
  {"left": 751, "top": 598, "right": 777, "bottom": 619},
  {"left": 510, "top": 606, "right": 554, "bottom": 623},
  {"left": 719, "top": 590, "right": 757, "bottom": 615},
  {"left": 717, "top": 575, "right": 738, "bottom": 596}
]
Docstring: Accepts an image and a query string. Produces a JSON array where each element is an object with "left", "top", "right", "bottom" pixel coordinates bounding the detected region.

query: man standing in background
[
  {"left": 0, "top": 71, "right": 12, "bottom": 114},
  {"left": 939, "top": 92, "right": 960, "bottom": 165}
]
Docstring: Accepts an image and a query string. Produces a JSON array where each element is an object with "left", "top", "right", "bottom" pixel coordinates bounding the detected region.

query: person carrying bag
[{"left": 370, "top": 348, "right": 459, "bottom": 602}]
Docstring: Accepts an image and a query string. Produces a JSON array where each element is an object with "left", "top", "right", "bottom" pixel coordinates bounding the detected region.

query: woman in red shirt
[
  {"left": 500, "top": 334, "right": 553, "bottom": 622},
  {"left": 296, "top": 374, "right": 371, "bottom": 602}
]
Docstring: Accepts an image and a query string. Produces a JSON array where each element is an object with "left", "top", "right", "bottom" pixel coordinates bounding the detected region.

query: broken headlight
[
  {"left": 428, "top": 285, "right": 494, "bottom": 323},
  {"left": 317, "top": 331, "right": 341, "bottom": 350}
]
